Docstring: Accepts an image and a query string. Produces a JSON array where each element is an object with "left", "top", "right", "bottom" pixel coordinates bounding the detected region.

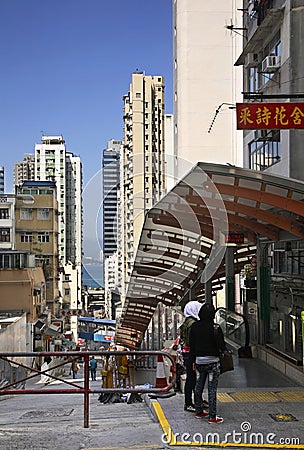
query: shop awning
[{"left": 116, "top": 162, "right": 304, "bottom": 348}]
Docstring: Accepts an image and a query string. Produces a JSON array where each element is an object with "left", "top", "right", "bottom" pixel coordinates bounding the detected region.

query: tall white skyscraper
[
  {"left": 35, "top": 135, "right": 82, "bottom": 267},
  {"left": 35, "top": 135, "right": 83, "bottom": 329}
]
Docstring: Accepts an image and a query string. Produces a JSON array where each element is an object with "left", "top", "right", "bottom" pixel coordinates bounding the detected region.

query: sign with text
[
  {"left": 236, "top": 102, "right": 304, "bottom": 129},
  {"left": 225, "top": 233, "right": 245, "bottom": 244}
]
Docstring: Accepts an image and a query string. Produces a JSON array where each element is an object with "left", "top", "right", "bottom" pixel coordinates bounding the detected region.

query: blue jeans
[
  {"left": 182, "top": 352, "right": 197, "bottom": 406},
  {"left": 194, "top": 362, "right": 220, "bottom": 419}
]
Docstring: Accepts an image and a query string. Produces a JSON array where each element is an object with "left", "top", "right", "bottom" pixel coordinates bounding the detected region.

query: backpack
[{"left": 180, "top": 317, "right": 196, "bottom": 348}]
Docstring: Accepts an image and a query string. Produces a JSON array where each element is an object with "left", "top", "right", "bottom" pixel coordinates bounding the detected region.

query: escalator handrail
[{"left": 215, "top": 307, "right": 250, "bottom": 348}]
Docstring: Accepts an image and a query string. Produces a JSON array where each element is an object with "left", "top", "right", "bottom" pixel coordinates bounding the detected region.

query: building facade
[
  {"left": 15, "top": 181, "right": 60, "bottom": 314},
  {"left": 235, "top": 0, "right": 304, "bottom": 366},
  {"left": 173, "top": 0, "right": 243, "bottom": 177},
  {"left": 0, "top": 194, "right": 15, "bottom": 249},
  {"left": 34, "top": 136, "right": 83, "bottom": 335},
  {"left": 0, "top": 167, "right": 4, "bottom": 194},
  {"left": 120, "top": 73, "right": 166, "bottom": 293},
  {"left": 0, "top": 250, "right": 46, "bottom": 323}
]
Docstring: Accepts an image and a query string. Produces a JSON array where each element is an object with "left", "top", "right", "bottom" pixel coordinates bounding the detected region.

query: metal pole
[
  {"left": 157, "top": 303, "right": 161, "bottom": 350},
  {"left": 83, "top": 354, "right": 90, "bottom": 428}
]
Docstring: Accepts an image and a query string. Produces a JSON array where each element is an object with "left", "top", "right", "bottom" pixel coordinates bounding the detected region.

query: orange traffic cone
[{"left": 155, "top": 354, "right": 167, "bottom": 388}]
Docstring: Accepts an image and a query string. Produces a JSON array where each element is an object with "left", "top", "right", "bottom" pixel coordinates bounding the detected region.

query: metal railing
[{"left": 0, "top": 350, "right": 175, "bottom": 428}]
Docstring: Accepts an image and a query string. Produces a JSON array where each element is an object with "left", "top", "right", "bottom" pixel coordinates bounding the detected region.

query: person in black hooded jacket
[{"left": 189, "top": 302, "right": 226, "bottom": 424}]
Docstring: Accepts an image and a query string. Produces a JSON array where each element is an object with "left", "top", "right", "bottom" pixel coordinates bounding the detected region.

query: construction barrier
[{"left": 0, "top": 350, "right": 175, "bottom": 428}]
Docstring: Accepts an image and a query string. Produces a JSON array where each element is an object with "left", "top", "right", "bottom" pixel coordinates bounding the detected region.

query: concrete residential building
[
  {"left": 15, "top": 181, "right": 60, "bottom": 314},
  {"left": 34, "top": 136, "right": 83, "bottom": 334},
  {"left": 0, "top": 194, "right": 16, "bottom": 250},
  {"left": 120, "top": 72, "right": 166, "bottom": 293},
  {"left": 0, "top": 250, "right": 46, "bottom": 323},
  {"left": 35, "top": 136, "right": 82, "bottom": 263},
  {"left": 14, "top": 154, "right": 35, "bottom": 187},
  {"left": 236, "top": 0, "right": 304, "bottom": 180},
  {"left": 173, "top": 0, "right": 243, "bottom": 177},
  {"left": 234, "top": 0, "right": 304, "bottom": 366},
  {"left": 164, "top": 114, "right": 176, "bottom": 192}
]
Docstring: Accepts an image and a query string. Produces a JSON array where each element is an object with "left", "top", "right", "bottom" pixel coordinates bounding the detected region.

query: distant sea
[{"left": 82, "top": 264, "right": 103, "bottom": 288}]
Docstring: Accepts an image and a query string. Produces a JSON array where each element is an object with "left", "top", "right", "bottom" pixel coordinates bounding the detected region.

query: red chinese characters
[{"left": 236, "top": 103, "right": 304, "bottom": 129}]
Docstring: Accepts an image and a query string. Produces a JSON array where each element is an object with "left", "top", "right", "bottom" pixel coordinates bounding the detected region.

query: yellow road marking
[{"left": 152, "top": 399, "right": 303, "bottom": 448}]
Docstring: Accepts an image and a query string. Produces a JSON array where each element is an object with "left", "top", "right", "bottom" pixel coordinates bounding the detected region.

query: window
[
  {"left": 65, "top": 289, "right": 70, "bottom": 296},
  {"left": 136, "top": 93, "right": 141, "bottom": 98},
  {"left": 0, "top": 228, "right": 10, "bottom": 242},
  {"left": 37, "top": 232, "right": 50, "bottom": 243},
  {"left": 248, "top": 67, "right": 259, "bottom": 92},
  {"left": 0, "top": 209, "right": 9, "bottom": 219},
  {"left": 249, "top": 130, "right": 281, "bottom": 171},
  {"left": 21, "top": 232, "right": 33, "bottom": 243},
  {"left": 20, "top": 208, "right": 33, "bottom": 220},
  {"left": 37, "top": 208, "right": 50, "bottom": 220}
]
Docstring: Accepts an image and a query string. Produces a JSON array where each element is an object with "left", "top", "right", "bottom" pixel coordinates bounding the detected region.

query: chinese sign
[
  {"left": 236, "top": 103, "right": 304, "bottom": 129},
  {"left": 225, "top": 233, "right": 245, "bottom": 244}
]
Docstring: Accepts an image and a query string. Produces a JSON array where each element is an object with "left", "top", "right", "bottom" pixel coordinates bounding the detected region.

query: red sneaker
[
  {"left": 195, "top": 411, "right": 208, "bottom": 418},
  {"left": 208, "top": 416, "right": 224, "bottom": 424}
]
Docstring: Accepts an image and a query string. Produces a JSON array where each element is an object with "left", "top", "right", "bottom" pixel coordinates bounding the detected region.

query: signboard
[
  {"left": 236, "top": 102, "right": 304, "bottom": 129},
  {"left": 225, "top": 233, "right": 245, "bottom": 244},
  {"left": 60, "top": 309, "right": 82, "bottom": 316}
]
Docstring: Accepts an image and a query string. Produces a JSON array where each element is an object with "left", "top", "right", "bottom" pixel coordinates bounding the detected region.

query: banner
[{"left": 236, "top": 102, "right": 304, "bottom": 129}]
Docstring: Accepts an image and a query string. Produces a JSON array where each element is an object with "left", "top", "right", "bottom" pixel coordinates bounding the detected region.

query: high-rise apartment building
[
  {"left": 173, "top": 0, "right": 243, "bottom": 177},
  {"left": 102, "top": 140, "right": 121, "bottom": 259},
  {"left": 120, "top": 72, "right": 166, "bottom": 292},
  {"left": 34, "top": 135, "right": 82, "bottom": 267},
  {"left": 14, "top": 154, "right": 35, "bottom": 187},
  {"left": 34, "top": 136, "right": 82, "bottom": 332},
  {"left": 0, "top": 167, "right": 4, "bottom": 193},
  {"left": 235, "top": 0, "right": 304, "bottom": 366}
]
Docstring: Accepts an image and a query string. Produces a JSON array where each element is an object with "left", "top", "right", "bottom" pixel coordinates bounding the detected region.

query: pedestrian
[
  {"left": 189, "top": 302, "right": 226, "bottom": 424},
  {"left": 71, "top": 359, "right": 80, "bottom": 379},
  {"left": 180, "top": 300, "right": 208, "bottom": 412},
  {"left": 89, "top": 356, "right": 97, "bottom": 381}
]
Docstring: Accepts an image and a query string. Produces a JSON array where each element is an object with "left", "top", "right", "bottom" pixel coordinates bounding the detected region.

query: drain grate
[
  {"left": 269, "top": 413, "right": 298, "bottom": 422},
  {"left": 21, "top": 408, "right": 74, "bottom": 419}
]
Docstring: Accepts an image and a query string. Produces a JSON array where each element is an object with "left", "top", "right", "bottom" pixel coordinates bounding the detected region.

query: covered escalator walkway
[{"left": 116, "top": 162, "right": 304, "bottom": 378}]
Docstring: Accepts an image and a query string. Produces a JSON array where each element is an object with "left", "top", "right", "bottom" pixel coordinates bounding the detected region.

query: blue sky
[{"left": 0, "top": 0, "right": 173, "bottom": 192}]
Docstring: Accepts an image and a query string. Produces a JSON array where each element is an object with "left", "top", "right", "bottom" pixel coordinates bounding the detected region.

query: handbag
[
  {"left": 219, "top": 350, "right": 234, "bottom": 374},
  {"left": 214, "top": 324, "right": 234, "bottom": 374}
]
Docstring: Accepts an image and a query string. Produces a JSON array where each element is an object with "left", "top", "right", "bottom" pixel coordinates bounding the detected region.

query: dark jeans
[
  {"left": 182, "top": 352, "right": 197, "bottom": 406},
  {"left": 90, "top": 369, "right": 96, "bottom": 380},
  {"left": 195, "top": 361, "right": 220, "bottom": 419}
]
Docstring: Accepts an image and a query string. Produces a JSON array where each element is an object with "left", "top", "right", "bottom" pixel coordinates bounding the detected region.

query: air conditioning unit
[
  {"left": 261, "top": 55, "right": 281, "bottom": 73},
  {"left": 244, "top": 53, "right": 259, "bottom": 68}
]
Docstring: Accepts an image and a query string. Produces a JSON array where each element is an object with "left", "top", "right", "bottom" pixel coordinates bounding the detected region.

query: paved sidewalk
[{"left": 147, "top": 357, "right": 304, "bottom": 449}]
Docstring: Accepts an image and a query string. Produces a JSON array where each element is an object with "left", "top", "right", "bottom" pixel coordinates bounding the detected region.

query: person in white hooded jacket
[{"left": 180, "top": 300, "right": 208, "bottom": 412}]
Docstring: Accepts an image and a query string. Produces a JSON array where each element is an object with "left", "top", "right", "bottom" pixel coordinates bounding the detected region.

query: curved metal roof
[{"left": 116, "top": 162, "right": 304, "bottom": 349}]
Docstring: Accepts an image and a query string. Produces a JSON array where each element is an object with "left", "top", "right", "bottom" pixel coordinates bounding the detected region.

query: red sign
[
  {"left": 225, "top": 233, "right": 245, "bottom": 244},
  {"left": 236, "top": 103, "right": 304, "bottom": 129}
]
